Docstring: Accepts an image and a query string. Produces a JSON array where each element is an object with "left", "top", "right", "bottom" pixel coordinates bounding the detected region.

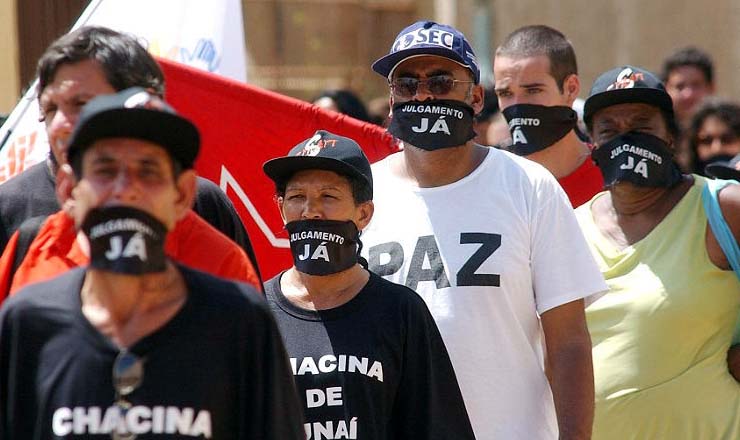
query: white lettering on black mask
[
  {"left": 82, "top": 206, "right": 168, "bottom": 274},
  {"left": 502, "top": 103, "right": 577, "bottom": 156},
  {"left": 592, "top": 131, "right": 682, "bottom": 188},
  {"left": 388, "top": 99, "right": 476, "bottom": 150},
  {"left": 286, "top": 219, "right": 363, "bottom": 275}
]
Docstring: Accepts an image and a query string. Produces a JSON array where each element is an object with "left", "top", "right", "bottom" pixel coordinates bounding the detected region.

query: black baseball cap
[
  {"left": 705, "top": 154, "right": 740, "bottom": 181},
  {"left": 584, "top": 65, "right": 674, "bottom": 124},
  {"left": 372, "top": 20, "right": 480, "bottom": 84},
  {"left": 263, "top": 130, "right": 373, "bottom": 197},
  {"left": 67, "top": 87, "right": 200, "bottom": 169}
]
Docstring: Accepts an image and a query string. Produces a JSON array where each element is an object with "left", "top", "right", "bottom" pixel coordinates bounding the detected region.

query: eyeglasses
[
  {"left": 697, "top": 133, "right": 738, "bottom": 146},
  {"left": 111, "top": 350, "right": 144, "bottom": 440},
  {"left": 389, "top": 75, "right": 474, "bottom": 98}
]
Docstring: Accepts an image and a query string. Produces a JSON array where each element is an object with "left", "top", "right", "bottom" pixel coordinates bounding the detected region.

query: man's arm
[{"left": 541, "top": 298, "right": 594, "bottom": 440}]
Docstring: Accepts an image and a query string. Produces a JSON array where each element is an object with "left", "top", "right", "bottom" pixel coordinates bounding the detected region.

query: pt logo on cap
[
  {"left": 607, "top": 68, "right": 645, "bottom": 91},
  {"left": 393, "top": 28, "right": 455, "bottom": 52},
  {"left": 298, "top": 134, "right": 338, "bottom": 157}
]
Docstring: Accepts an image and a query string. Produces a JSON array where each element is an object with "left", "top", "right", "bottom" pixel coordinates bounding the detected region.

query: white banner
[{"left": 0, "top": 0, "right": 248, "bottom": 183}]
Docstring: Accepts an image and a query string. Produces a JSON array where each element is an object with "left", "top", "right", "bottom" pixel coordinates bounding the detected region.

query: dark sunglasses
[
  {"left": 390, "top": 75, "right": 473, "bottom": 98},
  {"left": 697, "top": 133, "right": 738, "bottom": 146},
  {"left": 111, "top": 350, "right": 144, "bottom": 440}
]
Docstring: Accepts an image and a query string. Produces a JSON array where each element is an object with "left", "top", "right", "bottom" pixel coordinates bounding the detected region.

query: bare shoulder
[{"left": 717, "top": 183, "right": 740, "bottom": 240}]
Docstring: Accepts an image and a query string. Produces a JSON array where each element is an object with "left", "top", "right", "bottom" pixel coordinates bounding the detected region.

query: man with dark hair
[
  {"left": 493, "top": 24, "right": 603, "bottom": 207},
  {"left": 0, "top": 87, "right": 304, "bottom": 439},
  {"left": 361, "top": 20, "right": 605, "bottom": 439},
  {"left": 0, "top": 26, "right": 262, "bottom": 285},
  {"left": 661, "top": 46, "right": 715, "bottom": 129}
]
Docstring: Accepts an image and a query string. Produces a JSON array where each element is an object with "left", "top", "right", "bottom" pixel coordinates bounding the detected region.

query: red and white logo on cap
[
  {"left": 607, "top": 68, "right": 645, "bottom": 91},
  {"left": 298, "top": 134, "right": 338, "bottom": 157}
]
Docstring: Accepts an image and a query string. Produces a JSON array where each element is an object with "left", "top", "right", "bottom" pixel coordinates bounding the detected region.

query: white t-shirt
[{"left": 361, "top": 147, "right": 606, "bottom": 439}]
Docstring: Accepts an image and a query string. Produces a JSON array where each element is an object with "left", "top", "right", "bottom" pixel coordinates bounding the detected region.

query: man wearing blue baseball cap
[{"left": 361, "top": 20, "right": 605, "bottom": 439}]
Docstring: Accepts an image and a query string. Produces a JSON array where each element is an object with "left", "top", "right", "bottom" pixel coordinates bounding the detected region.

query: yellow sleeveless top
[{"left": 576, "top": 176, "right": 740, "bottom": 440}]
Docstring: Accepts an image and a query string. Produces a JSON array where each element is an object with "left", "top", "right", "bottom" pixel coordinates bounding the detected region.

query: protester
[
  {"left": 494, "top": 25, "right": 603, "bottom": 207},
  {"left": 0, "top": 26, "right": 262, "bottom": 285},
  {"left": 312, "top": 89, "right": 372, "bottom": 123},
  {"left": 0, "top": 26, "right": 261, "bottom": 298},
  {"left": 0, "top": 87, "right": 304, "bottom": 439},
  {"left": 661, "top": 46, "right": 716, "bottom": 171},
  {"left": 686, "top": 98, "right": 740, "bottom": 175},
  {"left": 577, "top": 65, "right": 740, "bottom": 439},
  {"left": 262, "top": 129, "right": 475, "bottom": 439},
  {"left": 361, "top": 20, "right": 606, "bottom": 439}
]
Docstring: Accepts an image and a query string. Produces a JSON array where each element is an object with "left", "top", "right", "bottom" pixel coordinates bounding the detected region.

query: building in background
[{"left": 0, "top": 0, "right": 739, "bottom": 114}]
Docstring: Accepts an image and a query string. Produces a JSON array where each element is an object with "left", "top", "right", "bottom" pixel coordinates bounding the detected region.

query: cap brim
[
  {"left": 705, "top": 163, "right": 740, "bottom": 181},
  {"left": 584, "top": 88, "right": 674, "bottom": 124},
  {"left": 372, "top": 47, "right": 472, "bottom": 80},
  {"left": 69, "top": 108, "right": 199, "bottom": 168},
  {"left": 263, "top": 156, "right": 371, "bottom": 188}
]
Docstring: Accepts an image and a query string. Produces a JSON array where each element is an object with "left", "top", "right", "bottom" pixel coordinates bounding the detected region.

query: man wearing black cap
[
  {"left": 494, "top": 25, "right": 603, "bottom": 208},
  {"left": 361, "top": 20, "right": 606, "bottom": 439},
  {"left": 0, "top": 88, "right": 304, "bottom": 439},
  {"left": 262, "top": 129, "right": 474, "bottom": 439},
  {"left": 575, "top": 65, "right": 740, "bottom": 439}
]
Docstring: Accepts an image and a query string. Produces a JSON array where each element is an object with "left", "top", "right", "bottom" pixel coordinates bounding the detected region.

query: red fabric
[
  {"left": 558, "top": 158, "right": 604, "bottom": 208},
  {"left": 0, "top": 210, "right": 260, "bottom": 303},
  {"left": 158, "top": 58, "right": 400, "bottom": 279}
]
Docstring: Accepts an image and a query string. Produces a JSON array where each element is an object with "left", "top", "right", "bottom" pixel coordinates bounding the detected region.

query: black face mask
[
  {"left": 82, "top": 206, "right": 168, "bottom": 274},
  {"left": 697, "top": 153, "right": 736, "bottom": 177},
  {"left": 592, "top": 131, "right": 682, "bottom": 188},
  {"left": 502, "top": 104, "right": 578, "bottom": 156},
  {"left": 286, "top": 219, "right": 364, "bottom": 276},
  {"left": 387, "top": 99, "right": 476, "bottom": 151}
]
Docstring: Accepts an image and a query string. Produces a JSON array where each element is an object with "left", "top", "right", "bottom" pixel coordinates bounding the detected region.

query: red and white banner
[
  {"left": 0, "top": 0, "right": 248, "bottom": 183},
  {"left": 160, "top": 58, "right": 399, "bottom": 279}
]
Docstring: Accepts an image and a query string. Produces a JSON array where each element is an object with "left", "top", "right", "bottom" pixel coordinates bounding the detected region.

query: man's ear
[
  {"left": 470, "top": 84, "right": 485, "bottom": 115},
  {"left": 56, "top": 164, "right": 77, "bottom": 210},
  {"left": 173, "top": 169, "right": 198, "bottom": 222},
  {"left": 563, "top": 74, "right": 580, "bottom": 105},
  {"left": 355, "top": 200, "right": 374, "bottom": 231}
]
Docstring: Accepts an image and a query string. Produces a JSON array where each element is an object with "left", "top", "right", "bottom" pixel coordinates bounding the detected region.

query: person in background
[
  {"left": 312, "top": 89, "right": 372, "bottom": 123},
  {"left": 685, "top": 98, "right": 740, "bottom": 175},
  {"left": 473, "top": 86, "right": 509, "bottom": 146},
  {"left": 661, "top": 46, "right": 716, "bottom": 171},
  {"left": 0, "top": 26, "right": 262, "bottom": 286},
  {"left": 493, "top": 25, "right": 603, "bottom": 207}
]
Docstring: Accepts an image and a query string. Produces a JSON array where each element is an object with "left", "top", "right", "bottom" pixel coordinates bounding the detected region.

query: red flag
[{"left": 159, "top": 58, "right": 399, "bottom": 279}]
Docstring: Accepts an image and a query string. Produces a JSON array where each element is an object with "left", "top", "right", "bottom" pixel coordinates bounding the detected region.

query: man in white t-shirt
[{"left": 361, "top": 20, "right": 607, "bottom": 439}]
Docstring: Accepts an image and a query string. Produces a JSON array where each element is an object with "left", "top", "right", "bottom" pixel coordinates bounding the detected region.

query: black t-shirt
[
  {"left": 0, "top": 163, "right": 262, "bottom": 284},
  {"left": 0, "top": 266, "right": 303, "bottom": 439},
  {"left": 264, "top": 272, "right": 475, "bottom": 440}
]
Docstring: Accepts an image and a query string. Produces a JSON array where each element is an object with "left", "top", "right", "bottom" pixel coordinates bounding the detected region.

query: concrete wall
[{"left": 458, "top": 0, "right": 740, "bottom": 101}]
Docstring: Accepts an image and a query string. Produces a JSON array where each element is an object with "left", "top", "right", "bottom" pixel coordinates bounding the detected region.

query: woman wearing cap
[
  {"left": 576, "top": 66, "right": 740, "bottom": 439},
  {"left": 262, "top": 130, "right": 474, "bottom": 440}
]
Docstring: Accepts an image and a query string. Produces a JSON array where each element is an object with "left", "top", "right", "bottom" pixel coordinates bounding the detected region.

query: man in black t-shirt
[
  {"left": 0, "top": 26, "right": 262, "bottom": 284},
  {"left": 0, "top": 89, "right": 303, "bottom": 439},
  {"left": 262, "top": 130, "right": 474, "bottom": 439}
]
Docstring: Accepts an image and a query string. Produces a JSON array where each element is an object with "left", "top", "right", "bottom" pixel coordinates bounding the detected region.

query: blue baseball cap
[{"left": 372, "top": 21, "right": 480, "bottom": 84}]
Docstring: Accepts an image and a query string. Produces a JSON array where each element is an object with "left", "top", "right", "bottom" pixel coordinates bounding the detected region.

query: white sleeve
[{"left": 530, "top": 180, "right": 607, "bottom": 314}]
